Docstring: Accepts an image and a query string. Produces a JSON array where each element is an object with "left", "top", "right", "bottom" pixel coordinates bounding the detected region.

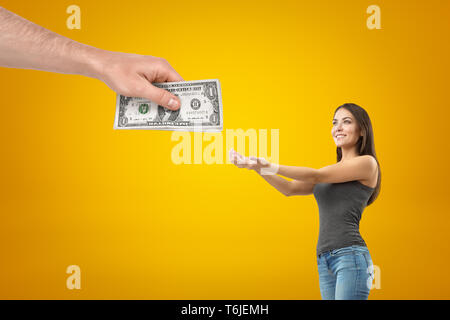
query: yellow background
[{"left": 0, "top": 0, "right": 449, "bottom": 299}]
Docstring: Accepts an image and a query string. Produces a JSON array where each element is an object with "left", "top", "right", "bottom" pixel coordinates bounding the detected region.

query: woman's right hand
[
  {"left": 230, "top": 149, "right": 247, "bottom": 168},
  {"left": 229, "top": 149, "right": 270, "bottom": 172}
]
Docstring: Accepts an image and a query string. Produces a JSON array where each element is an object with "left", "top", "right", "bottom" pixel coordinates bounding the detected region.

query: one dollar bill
[{"left": 113, "top": 79, "right": 223, "bottom": 132}]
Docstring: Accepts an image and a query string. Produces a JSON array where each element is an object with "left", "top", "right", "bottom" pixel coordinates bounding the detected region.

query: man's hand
[
  {"left": 94, "top": 51, "right": 183, "bottom": 110},
  {"left": 0, "top": 6, "right": 183, "bottom": 110}
]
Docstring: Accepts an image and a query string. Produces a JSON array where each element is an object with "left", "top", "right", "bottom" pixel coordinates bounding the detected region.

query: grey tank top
[{"left": 313, "top": 180, "right": 375, "bottom": 256}]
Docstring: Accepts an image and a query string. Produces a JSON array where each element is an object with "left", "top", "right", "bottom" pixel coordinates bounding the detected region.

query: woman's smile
[{"left": 332, "top": 108, "right": 360, "bottom": 148}]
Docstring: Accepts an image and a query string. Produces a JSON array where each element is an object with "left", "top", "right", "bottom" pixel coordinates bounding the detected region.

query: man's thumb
[{"left": 145, "top": 85, "right": 181, "bottom": 110}]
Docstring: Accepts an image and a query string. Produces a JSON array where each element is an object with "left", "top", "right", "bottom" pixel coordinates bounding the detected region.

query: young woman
[{"left": 230, "top": 103, "right": 381, "bottom": 300}]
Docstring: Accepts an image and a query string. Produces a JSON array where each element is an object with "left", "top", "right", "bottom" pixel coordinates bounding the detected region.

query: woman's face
[{"left": 332, "top": 108, "right": 361, "bottom": 148}]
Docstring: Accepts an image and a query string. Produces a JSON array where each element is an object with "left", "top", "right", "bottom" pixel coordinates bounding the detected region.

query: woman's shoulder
[
  {"left": 355, "top": 155, "right": 378, "bottom": 188},
  {"left": 356, "top": 154, "right": 377, "bottom": 164}
]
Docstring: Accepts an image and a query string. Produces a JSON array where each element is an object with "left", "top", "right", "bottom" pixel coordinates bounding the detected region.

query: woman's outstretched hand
[{"left": 229, "top": 149, "right": 271, "bottom": 172}]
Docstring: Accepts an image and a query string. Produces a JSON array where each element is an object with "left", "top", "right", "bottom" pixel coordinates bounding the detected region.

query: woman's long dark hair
[{"left": 334, "top": 103, "right": 381, "bottom": 206}]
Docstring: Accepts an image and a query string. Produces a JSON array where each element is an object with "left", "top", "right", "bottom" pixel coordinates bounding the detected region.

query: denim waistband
[{"left": 317, "top": 245, "right": 369, "bottom": 258}]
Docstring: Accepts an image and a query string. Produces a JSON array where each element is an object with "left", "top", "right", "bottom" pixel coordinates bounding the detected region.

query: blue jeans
[{"left": 317, "top": 245, "right": 374, "bottom": 300}]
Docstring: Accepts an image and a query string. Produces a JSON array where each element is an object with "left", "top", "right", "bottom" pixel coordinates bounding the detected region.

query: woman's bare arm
[
  {"left": 257, "top": 173, "right": 315, "bottom": 196},
  {"left": 275, "top": 155, "right": 377, "bottom": 184},
  {"left": 255, "top": 173, "right": 293, "bottom": 196},
  {"left": 230, "top": 151, "right": 315, "bottom": 196},
  {"left": 231, "top": 150, "right": 377, "bottom": 186}
]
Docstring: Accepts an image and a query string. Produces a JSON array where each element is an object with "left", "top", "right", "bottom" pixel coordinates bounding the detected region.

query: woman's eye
[{"left": 332, "top": 121, "right": 350, "bottom": 125}]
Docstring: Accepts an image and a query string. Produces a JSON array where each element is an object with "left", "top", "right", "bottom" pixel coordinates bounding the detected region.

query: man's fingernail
[{"left": 168, "top": 98, "right": 180, "bottom": 109}]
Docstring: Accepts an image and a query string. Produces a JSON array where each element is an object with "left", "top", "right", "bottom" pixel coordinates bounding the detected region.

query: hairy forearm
[
  {"left": 0, "top": 6, "right": 103, "bottom": 78},
  {"left": 276, "top": 165, "right": 318, "bottom": 184},
  {"left": 256, "top": 171, "right": 293, "bottom": 196}
]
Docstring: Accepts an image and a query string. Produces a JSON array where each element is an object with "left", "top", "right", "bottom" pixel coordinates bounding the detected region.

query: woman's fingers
[
  {"left": 258, "top": 157, "right": 269, "bottom": 165},
  {"left": 231, "top": 154, "right": 246, "bottom": 168},
  {"left": 248, "top": 156, "right": 258, "bottom": 163},
  {"left": 230, "top": 150, "right": 264, "bottom": 170}
]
